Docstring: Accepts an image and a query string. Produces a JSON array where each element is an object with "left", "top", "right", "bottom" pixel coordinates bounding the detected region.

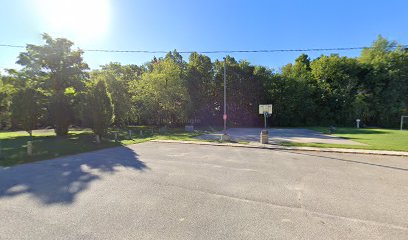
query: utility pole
[
  {"left": 223, "top": 57, "right": 227, "bottom": 133},
  {"left": 221, "top": 57, "right": 230, "bottom": 141}
]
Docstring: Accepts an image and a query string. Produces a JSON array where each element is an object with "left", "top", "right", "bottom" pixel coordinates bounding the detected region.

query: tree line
[{"left": 0, "top": 34, "right": 407, "bottom": 138}]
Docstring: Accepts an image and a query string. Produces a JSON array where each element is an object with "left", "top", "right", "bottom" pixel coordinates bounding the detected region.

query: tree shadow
[
  {"left": 0, "top": 146, "right": 148, "bottom": 205},
  {"left": 0, "top": 132, "right": 125, "bottom": 166},
  {"left": 342, "top": 129, "right": 386, "bottom": 134},
  {"left": 312, "top": 128, "right": 387, "bottom": 135},
  {"left": 277, "top": 150, "right": 408, "bottom": 172}
]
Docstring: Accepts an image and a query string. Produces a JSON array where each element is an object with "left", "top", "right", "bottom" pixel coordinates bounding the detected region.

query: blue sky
[{"left": 1, "top": 0, "right": 408, "bottom": 72}]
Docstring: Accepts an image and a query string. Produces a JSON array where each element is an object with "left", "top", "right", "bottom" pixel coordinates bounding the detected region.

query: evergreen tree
[{"left": 84, "top": 79, "right": 114, "bottom": 141}]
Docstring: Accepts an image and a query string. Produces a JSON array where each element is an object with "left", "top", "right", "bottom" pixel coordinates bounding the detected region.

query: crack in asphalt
[{"left": 141, "top": 178, "right": 408, "bottom": 232}]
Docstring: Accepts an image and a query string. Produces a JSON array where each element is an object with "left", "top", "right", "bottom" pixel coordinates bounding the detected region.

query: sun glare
[{"left": 34, "top": 0, "right": 111, "bottom": 42}]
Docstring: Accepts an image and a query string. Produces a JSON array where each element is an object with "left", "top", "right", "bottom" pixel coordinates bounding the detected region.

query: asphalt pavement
[
  {"left": 0, "top": 142, "right": 407, "bottom": 239},
  {"left": 197, "top": 128, "right": 364, "bottom": 145}
]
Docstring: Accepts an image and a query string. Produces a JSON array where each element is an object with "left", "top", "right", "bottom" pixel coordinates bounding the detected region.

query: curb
[{"left": 151, "top": 140, "right": 408, "bottom": 157}]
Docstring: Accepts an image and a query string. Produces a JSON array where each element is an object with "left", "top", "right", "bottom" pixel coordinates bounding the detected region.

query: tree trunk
[{"left": 55, "top": 125, "right": 69, "bottom": 136}]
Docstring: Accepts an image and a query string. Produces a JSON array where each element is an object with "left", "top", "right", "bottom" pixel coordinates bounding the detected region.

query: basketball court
[{"left": 197, "top": 128, "right": 365, "bottom": 145}]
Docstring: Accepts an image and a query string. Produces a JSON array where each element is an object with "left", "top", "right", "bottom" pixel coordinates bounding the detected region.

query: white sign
[{"left": 259, "top": 104, "right": 273, "bottom": 114}]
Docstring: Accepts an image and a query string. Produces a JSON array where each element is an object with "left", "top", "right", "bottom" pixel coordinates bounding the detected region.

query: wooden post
[{"left": 27, "top": 141, "right": 33, "bottom": 156}]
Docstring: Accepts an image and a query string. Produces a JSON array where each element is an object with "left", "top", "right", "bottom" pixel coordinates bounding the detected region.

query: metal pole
[
  {"left": 402, "top": 116, "right": 404, "bottom": 131},
  {"left": 223, "top": 57, "right": 227, "bottom": 133},
  {"left": 264, "top": 113, "right": 267, "bottom": 129}
]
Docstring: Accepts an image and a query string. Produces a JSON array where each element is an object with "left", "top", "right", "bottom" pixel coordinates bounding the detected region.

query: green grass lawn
[
  {"left": 4, "top": 126, "right": 405, "bottom": 167},
  {"left": 282, "top": 127, "right": 408, "bottom": 152},
  {"left": 0, "top": 127, "right": 205, "bottom": 166}
]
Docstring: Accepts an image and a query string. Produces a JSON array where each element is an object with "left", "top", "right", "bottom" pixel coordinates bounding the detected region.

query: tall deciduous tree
[
  {"left": 1, "top": 34, "right": 406, "bottom": 129},
  {"left": 0, "top": 75, "right": 15, "bottom": 129},
  {"left": 359, "top": 35, "right": 408, "bottom": 127},
  {"left": 311, "top": 54, "right": 363, "bottom": 124},
  {"left": 95, "top": 63, "right": 144, "bottom": 127},
  {"left": 131, "top": 58, "right": 190, "bottom": 126},
  {"left": 10, "top": 88, "right": 44, "bottom": 136},
  {"left": 16, "top": 33, "right": 89, "bottom": 136},
  {"left": 187, "top": 52, "right": 214, "bottom": 123}
]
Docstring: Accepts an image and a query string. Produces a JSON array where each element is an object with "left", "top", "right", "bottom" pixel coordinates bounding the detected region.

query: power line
[
  {"left": 0, "top": 44, "right": 25, "bottom": 48},
  {"left": 182, "top": 47, "right": 370, "bottom": 54},
  {"left": 0, "top": 43, "right": 407, "bottom": 54},
  {"left": 86, "top": 49, "right": 168, "bottom": 53},
  {"left": 44, "top": 45, "right": 408, "bottom": 54},
  {"left": 85, "top": 47, "right": 368, "bottom": 54}
]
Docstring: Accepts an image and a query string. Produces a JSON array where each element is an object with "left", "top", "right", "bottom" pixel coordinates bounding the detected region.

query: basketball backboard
[{"left": 259, "top": 104, "right": 272, "bottom": 114}]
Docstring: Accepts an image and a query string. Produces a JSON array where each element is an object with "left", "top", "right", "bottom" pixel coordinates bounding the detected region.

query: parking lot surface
[{"left": 1, "top": 142, "right": 407, "bottom": 239}]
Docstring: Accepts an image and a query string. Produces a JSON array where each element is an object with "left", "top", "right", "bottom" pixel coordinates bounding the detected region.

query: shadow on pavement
[
  {"left": 278, "top": 150, "right": 408, "bottom": 172},
  {"left": 0, "top": 132, "right": 124, "bottom": 166},
  {"left": 0, "top": 146, "right": 148, "bottom": 205}
]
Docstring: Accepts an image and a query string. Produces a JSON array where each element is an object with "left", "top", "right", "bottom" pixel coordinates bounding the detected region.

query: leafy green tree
[
  {"left": 82, "top": 79, "right": 114, "bottom": 141},
  {"left": 94, "top": 63, "right": 144, "bottom": 127},
  {"left": 10, "top": 88, "right": 44, "bottom": 136},
  {"left": 48, "top": 90, "right": 75, "bottom": 136},
  {"left": 132, "top": 58, "right": 190, "bottom": 126},
  {"left": 213, "top": 56, "right": 267, "bottom": 127},
  {"left": 230, "top": 59, "right": 264, "bottom": 126},
  {"left": 0, "top": 70, "right": 30, "bottom": 129},
  {"left": 310, "top": 54, "right": 363, "bottom": 124},
  {"left": 16, "top": 33, "right": 89, "bottom": 136},
  {"left": 359, "top": 35, "right": 408, "bottom": 127},
  {"left": 165, "top": 50, "right": 186, "bottom": 69},
  {"left": 282, "top": 54, "right": 312, "bottom": 81},
  {"left": 0, "top": 76, "right": 14, "bottom": 129},
  {"left": 2, "top": 34, "right": 406, "bottom": 130},
  {"left": 263, "top": 73, "right": 315, "bottom": 126},
  {"left": 186, "top": 52, "right": 215, "bottom": 123}
]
